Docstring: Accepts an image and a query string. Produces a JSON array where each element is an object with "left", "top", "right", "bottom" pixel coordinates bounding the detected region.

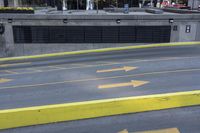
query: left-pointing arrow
[
  {"left": 98, "top": 80, "right": 149, "bottom": 89},
  {"left": 96, "top": 66, "right": 137, "bottom": 73},
  {"left": 0, "top": 78, "right": 12, "bottom": 83}
]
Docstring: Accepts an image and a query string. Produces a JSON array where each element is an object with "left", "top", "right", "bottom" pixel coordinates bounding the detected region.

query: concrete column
[
  {"left": 196, "top": 23, "right": 200, "bottom": 41},
  {"left": 4, "top": 23, "right": 15, "bottom": 56},
  {"left": 0, "top": 27, "right": 6, "bottom": 57},
  {"left": 0, "top": 1, "right": 4, "bottom": 6},
  {"left": 14, "top": 0, "right": 19, "bottom": 7}
]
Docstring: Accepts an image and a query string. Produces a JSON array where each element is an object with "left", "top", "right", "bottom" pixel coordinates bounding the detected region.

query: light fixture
[
  {"left": 116, "top": 19, "right": 121, "bottom": 24},
  {"left": 8, "top": 19, "right": 13, "bottom": 23},
  {"left": 63, "top": 19, "right": 68, "bottom": 23},
  {"left": 169, "top": 19, "right": 174, "bottom": 24}
]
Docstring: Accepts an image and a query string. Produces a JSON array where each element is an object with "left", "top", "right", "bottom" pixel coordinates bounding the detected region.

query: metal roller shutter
[
  {"left": 85, "top": 26, "right": 102, "bottom": 43},
  {"left": 102, "top": 27, "right": 118, "bottom": 43},
  {"left": 67, "top": 27, "right": 85, "bottom": 43},
  {"left": 119, "top": 26, "right": 136, "bottom": 43},
  {"left": 49, "top": 26, "right": 66, "bottom": 43}
]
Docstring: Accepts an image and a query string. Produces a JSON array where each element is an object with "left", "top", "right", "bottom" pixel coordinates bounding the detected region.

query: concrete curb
[
  {"left": 1, "top": 90, "right": 200, "bottom": 130},
  {"left": 0, "top": 42, "right": 200, "bottom": 63}
]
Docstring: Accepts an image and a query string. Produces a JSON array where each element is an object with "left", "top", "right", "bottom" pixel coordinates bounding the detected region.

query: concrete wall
[
  {"left": 0, "top": 1, "right": 4, "bottom": 7},
  {"left": 0, "top": 13, "right": 200, "bottom": 57},
  {"left": 196, "top": 23, "right": 200, "bottom": 41},
  {"left": 178, "top": 22, "right": 198, "bottom": 42}
]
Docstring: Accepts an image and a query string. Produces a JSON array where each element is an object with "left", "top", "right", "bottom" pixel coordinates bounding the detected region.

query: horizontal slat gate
[{"left": 13, "top": 26, "right": 171, "bottom": 43}]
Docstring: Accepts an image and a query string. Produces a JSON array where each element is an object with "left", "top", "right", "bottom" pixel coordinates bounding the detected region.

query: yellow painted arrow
[
  {"left": 118, "top": 128, "right": 180, "bottom": 133},
  {"left": 0, "top": 78, "right": 12, "bottom": 83},
  {"left": 98, "top": 80, "right": 149, "bottom": 89},
  {"left": 96, "top": 66, "right": 137, "bottom": 73},
  {"left": 118, "top": 129, "right": 129, "bottom": 133}
]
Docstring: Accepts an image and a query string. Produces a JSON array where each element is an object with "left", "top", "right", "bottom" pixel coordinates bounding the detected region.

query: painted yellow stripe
[
  {"left": 0, "top": 42, "right": 199, "bottom": 62},
  {"left": 1, "top": 90, "right": 200, "bottom": 130},
  {"left": 134, "top": 128, "right": 180, "bottom": 133},
  {"left": 0, "top": 78, "right": 12, "bottom": 83},
  {"left": 3, "top": 70, "right": 18, "bottom": 74}
]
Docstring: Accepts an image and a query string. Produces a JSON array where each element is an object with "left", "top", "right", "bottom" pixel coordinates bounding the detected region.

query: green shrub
[{"left": 0, "top": 7, "right": 34, "bottom": 11}]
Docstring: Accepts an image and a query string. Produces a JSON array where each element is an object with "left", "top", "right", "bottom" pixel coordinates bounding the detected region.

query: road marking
[
  {"left": 47, "top": 66, "right": 66, "bottom": 69},
  {"left": 0, "top": 68, "right": 199, "bottom": 90},
  {"left": 71, "top": 63, "right": 91, "bottom": 66},
  {"left": 2, "top": 70, "right": 18, "bottom": 74},
  {"left": 95, "top": 61, "right": 118, "bottom": 64},
  {"left": 0, "top": 62, "right": 31, "bottom": 67},
  {"left": 0, "top": 56, "right": 199, "bottom": 77},
  {"left": 97, "top": 66, "right": 137, "bottom": 73},
  {"left": 98, "top": 80, "right": 149, "bottom": 89},
  {"left": 27, "top": 68, "right": 43, "bottom": 72},
  {"left": 118, "top": 129, "right": 129, "bottom": 133},
  {"left": 0, "top": 78, "right": 12, "bottom": 83},
  {"left": 118, "top": 128, "right": 180, "bottom": 133}
]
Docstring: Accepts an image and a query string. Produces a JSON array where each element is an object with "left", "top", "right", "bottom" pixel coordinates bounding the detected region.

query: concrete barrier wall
[
  {"left": 0, "top": 13, "right": 200, "bottom": 57},
  {"left": 179, "top": 22, "right": 198, "bottom": 42}
]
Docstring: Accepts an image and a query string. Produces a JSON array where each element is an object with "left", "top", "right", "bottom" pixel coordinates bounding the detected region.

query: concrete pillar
[
  {"left": 14, "top": 0, "right": 19, "bottom": 7},
  {"left": 4, "top": 23, "right": 15, "bottom": 56},
  {"left": 196, "top": 23, "right": 200, "bottom": 41},
  {"left": 6, "top": 0, "right": 19, "bottom": 7},
  {"left": 0, "top": 1, "right": 4, "bottom": 6}
]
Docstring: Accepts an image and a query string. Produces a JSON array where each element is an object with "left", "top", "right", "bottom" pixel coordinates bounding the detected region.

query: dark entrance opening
[
  {"left": 3, "top": 0, "right": 8, "bottom": 7},
  {"left": 13, "top": 26, "right": 171, "bottom": 44}
]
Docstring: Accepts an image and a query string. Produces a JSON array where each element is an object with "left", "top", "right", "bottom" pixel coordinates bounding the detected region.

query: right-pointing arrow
[
  {"left": 131, "top": 80, "right": 149, "bottom": 88},
  {"left": 96, "top": 66, "right": 137, "bottom": 73},
  {"left": 98, "top": 80, "right": 149, "bottom": 89}
]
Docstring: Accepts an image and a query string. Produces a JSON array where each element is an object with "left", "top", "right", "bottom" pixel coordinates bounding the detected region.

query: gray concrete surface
[
  {"left": 0, "top": 46, "right": 200, "bottom": 132},
  {"left": 0, "top": 1, "right": 4, "bottom": 7},
  {"left": 1, "top": 46, "right": 200, "bottom": 109},
  {"left": 0, "top": 10, "right": 200, "bottom": 57}
]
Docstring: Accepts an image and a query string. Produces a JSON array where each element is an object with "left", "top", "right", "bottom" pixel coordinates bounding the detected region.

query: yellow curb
[
  {"left": 0, "top": 42, "right": 200, "bottom": 62},
  {"left": 1, "top": 90, "right": 200, "bottom": 130}
]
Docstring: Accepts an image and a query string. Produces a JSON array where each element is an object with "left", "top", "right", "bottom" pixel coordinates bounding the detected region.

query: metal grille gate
[{"left": 13, "top": 26, "right": 171, "bottom": 43}]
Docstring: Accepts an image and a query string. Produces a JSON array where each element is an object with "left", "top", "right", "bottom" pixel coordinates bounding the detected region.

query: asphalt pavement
[{"left": 0, "top": 45, "right": 200, "bottom": 132}]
